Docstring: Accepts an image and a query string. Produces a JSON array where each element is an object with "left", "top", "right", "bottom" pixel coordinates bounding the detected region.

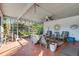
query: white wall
[{"left": 44, "top": 15, "right": 79, "bottom": 41}]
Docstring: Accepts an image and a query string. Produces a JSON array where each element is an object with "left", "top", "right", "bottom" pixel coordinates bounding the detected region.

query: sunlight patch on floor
[
  {"left": 0, "top": 39, "right": 29, "bottom": 56},
  {"left": 38, "top": 50, "right": 44, "bottom": 56}
]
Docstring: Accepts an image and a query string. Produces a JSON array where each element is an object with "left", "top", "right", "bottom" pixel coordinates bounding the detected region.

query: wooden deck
[{"left": 0, "top": 38, "right": 79, "bottom": 56}]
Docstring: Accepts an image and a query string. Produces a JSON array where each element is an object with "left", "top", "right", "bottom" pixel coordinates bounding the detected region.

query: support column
[
  {"left": 10, "top": 18, "right": 14, "bottom": 41},
  {"left": 0, "top": 10, "right": 3, "bottom": 44},
  {"left": 16, "top": 19, "right": 19, "bottom": 40}
]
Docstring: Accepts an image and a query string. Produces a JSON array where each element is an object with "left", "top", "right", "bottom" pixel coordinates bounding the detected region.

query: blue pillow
[{"left": 67, "top": 37, "right": 75, "bottom": 43}]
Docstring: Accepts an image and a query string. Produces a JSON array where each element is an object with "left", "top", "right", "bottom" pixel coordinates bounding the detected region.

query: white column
[
  {"left": 16, "top": 19, "right": 19, "bottom": 40},
  {"left": 10, "top": 18, "right": 14, "bottom": 41},
  {"left": 0, "top": 10, "right": 3, "bottom": 43}
]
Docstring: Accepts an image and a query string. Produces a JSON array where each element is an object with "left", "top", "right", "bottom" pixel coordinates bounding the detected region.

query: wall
[{"left": 44, "top": 15, "right": 79, "bottom": 41}]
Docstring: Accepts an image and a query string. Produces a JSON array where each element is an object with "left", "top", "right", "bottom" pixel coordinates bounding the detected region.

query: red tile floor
[
  {"left": 0, "top": 39, "right": 53, "bottom": 56},
  {"left": 0, "top": 38, "right": 79, "bottom": 56}
]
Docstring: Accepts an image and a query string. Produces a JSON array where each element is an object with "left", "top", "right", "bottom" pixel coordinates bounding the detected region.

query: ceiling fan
[{"left": 45, "top": 16, "right": 54, "bottom": 21}]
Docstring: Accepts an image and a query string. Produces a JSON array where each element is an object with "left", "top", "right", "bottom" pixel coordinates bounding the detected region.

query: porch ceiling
[{"left": 1, "top": 3, "right": 79, "bottom": 22}]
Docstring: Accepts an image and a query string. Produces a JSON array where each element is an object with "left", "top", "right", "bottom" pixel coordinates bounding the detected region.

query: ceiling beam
[
  {"left": 0, "top": 4, "right": 3, "bottom": 17},
  {"left": 0, "top": 4, "right": 4, "bottom": 26},
  {"left": 17, "top": 3, "right": 34, "bottom": 20}
]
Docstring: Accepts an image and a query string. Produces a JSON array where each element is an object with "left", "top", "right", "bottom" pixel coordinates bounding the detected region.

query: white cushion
[
  {"left": 30, "top": 35, "right": 40, "bottom": 44},
  {"left": 40, "top": 35, "right": 47, "bottom": 45}
]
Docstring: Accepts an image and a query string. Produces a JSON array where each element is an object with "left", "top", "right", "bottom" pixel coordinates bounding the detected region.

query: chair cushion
[
  {"left": 67, "top": 37, "right": 75, "bottom": 43},
  {"left": 30, "top": 35, "right": 40, "bottom": 44}
]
